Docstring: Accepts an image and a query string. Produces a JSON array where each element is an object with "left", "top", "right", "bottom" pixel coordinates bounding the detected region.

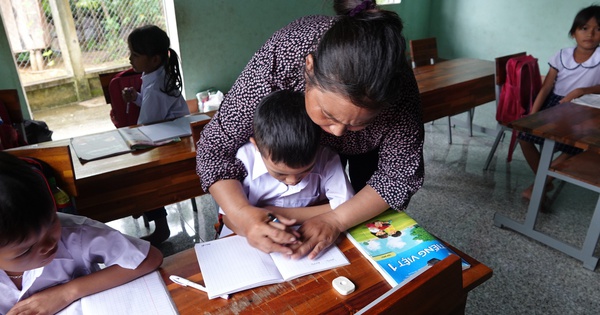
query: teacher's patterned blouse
[{"left": 196, "top": 15, "right": 424, "bottom": 210}]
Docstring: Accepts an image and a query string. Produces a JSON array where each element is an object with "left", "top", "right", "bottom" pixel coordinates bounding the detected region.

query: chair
[
  {"left": 410, "top": 38, "right": 471, "bottom": 144},
  {"left": 0, "top": 89, "right": 28, "bottom": 148},
  {"left": 483, "top": 52, "right": 527, "bottom": 170},
  {"left": 5, "top": 145, "right": 76, "bottom": 198}
]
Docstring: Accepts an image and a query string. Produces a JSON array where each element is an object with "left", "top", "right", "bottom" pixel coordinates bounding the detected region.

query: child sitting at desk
[
  {"left": 121, "top": 24, "right": 190, "bottom": 245},
  {"left": 0, "top": 152, "right": 163, "bottom": 315},
  {"left": 219, "top": 90, "right": 355, "bottom": 247},
  {"left": 519, "top": 5, "right": 600, "bottom": 202}
]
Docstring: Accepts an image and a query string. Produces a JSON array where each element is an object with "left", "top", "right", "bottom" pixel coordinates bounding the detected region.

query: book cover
[
  {"left": 346, "top": 209, "right": 470, "bottom": 287},
  {"left": 194, "top": 235, "right": 350, "bottom": 299}
]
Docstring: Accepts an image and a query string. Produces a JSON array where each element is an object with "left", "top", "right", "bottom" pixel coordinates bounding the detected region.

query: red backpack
[
  {"left": 108, "top": 69, "right": 142, "bottom": 128},
  {"left": 496, "top": 55, "right": 542, "bottom": 161}
]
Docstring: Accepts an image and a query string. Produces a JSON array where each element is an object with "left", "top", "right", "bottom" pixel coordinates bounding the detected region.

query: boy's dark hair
[
  {"left": 128, "top": 25, "right": 183, "bottom": 97},
  {"left": 569, "top": 5, "right": 600, "bottom": 36},
  {"left": 253, "top": 90, "right": 321, "bottom": 168},
  {"left": 0, "top": 152, "right": 55, "bottom": 247},
  {"left": 306, "top": 9, "right": 407, "bottom": 111}
]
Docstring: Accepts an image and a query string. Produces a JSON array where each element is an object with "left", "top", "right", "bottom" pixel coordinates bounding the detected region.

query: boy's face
[
  {"left": 0, "top": 212, "right": 61, "bottom": 273},
  {"left": 250, "top": 138, "right": 316, "bottom": 186}
]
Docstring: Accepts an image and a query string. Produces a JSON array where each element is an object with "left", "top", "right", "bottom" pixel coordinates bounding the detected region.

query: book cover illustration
[{"left": 347, "top": 209, "right": 469, "bottom": 286}]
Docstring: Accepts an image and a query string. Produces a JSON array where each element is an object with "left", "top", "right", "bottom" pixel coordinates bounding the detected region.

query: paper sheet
[
  {"left": 572, "top": 94, "right": 600, "bottom": 109},
  {"left": 80, "top": 271, "right": 178, "bottom": 315}
]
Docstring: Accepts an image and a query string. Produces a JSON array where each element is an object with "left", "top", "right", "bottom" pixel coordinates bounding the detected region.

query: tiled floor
[{"left": 32, "top": 97, "right": 600, "bottom": 314}]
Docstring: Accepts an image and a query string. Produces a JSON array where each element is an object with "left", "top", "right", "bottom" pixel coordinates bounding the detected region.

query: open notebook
[
  {"left": 195, "top": 235, "right": 350, "bottom": 299},
  {"left": 57, "top": 271, "right": 178, "bottom": 315}
]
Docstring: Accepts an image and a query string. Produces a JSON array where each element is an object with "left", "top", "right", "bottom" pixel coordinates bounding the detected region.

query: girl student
[
  {"left": 197, "top": 0, "right": 424, "bottom": 259},
  {"left": 122, "top": 25, "right": 190, "bottom": 245},
  {"left": 519, "top": 5, "right": 600, "bottom": 202}
]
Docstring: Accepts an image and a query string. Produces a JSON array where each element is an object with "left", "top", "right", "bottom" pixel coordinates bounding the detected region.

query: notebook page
[
  {"left": 80, "top": 271, "right": 178, "bottom": 315},
  {"left": 195, "top": 235, "right": 283, "bottom": 299},
  {"left": 271, "top": 244, "right": 350, "bottom": 281},
  {"left": 572, "top": 94, "right": 600, "bottom": 109}
]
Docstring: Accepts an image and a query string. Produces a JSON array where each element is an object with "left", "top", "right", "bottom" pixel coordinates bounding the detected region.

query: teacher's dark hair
[
  {"left": 0, "top": 152, "right": 55, "bottom": 246},
  {"left": 306, "top": 10, "right": 407, "bottom": 110},
  {"left": 253, "top": 90, "right": 321, "bottom": 168}
]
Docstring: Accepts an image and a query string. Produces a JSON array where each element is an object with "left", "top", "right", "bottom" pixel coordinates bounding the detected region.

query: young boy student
[
  {"left": 219, "top": 90, "right": 355, "bottom": 241},
  {"left": 0, "top": 152, "right": 163, "bottom": 315}
]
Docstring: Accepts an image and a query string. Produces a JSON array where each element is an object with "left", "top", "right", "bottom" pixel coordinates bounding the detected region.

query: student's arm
[
  {"left": 266, "top": 203, "right": 332, "bottom": 223},
  {"left": 530, "top": 68, "right": 557, "bottom": 114},
  {"left": 7, "top": 246, "right": 163, "bottom": 315},
  {"left": 210, "top": 179, "right": 300, "bottom": 254},
  {"left": 560, "top": 84, "right": 600, "bottom": 104}
]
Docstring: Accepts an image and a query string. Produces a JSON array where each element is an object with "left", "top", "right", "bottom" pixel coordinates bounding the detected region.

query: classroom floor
[{"left": 32, "top": 97, "right": 600, "bottom": 315}]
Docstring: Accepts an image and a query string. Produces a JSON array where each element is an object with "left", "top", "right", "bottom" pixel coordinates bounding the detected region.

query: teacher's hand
[{"left": 289, "top": 212, "right": 344, "bottom": 260}]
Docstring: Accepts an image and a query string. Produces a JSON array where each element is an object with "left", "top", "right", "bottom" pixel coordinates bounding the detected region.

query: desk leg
[{"left": 494, "top": 140, "right": 600, "bottom": 270}]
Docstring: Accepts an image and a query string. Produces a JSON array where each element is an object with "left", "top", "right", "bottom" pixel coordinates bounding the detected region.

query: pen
[
  {"left": 267, "top": 213, "right": 280, "bottom": 223},
  {"left": 169, "top": 275, "right": 229, "bottom": 300}
]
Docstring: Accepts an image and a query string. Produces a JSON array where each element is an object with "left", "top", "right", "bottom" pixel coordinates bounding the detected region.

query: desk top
[
  {"left": 414, "top": 58, "right": 495, "bottom": 123},
  {"left": 159, "top": 235, "right": 492, "bottom": 314},
  {"left": 509, "top": 102, "right": 600, "bottom": 152},
  {"left": 413, "top": 58, "right": 495, "bottom": 93}
]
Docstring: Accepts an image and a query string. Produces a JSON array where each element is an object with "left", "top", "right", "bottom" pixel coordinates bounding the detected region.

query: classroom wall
[
  {"left": 173, "top": 0, "right": 430, "bottom": 98},
  {"left": 0, "top": 18, "right": 31, "bottom": 119},
  {"left": 429, "top": 0, "right": 593, "bottom": 74}
]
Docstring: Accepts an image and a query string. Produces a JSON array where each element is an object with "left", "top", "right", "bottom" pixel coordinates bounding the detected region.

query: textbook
[
  {"left": 57, "top": 271, "right": 178, "bottom": 315},
  {"left": 346, "top": 209, "right": 470, "bottom": 287},
  {"left": 572, "top": 94, "right": 600, "bottom": 109},
  {"left": 70, "top": 114, "right": 210, "bottom": 161},
  {"left": 194, "top": 234, "right": 350, "bottom": 299}
]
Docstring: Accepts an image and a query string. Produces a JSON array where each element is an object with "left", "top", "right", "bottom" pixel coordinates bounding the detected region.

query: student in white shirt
[
  {"left": 219, "top": 90, "right": 354, "bottom": 243},
  {"left": 0, "top": 152, "right": 163, "bottom": 315},
  {"left": 121, "top": 25, "right": 190, "bottom": 244}
]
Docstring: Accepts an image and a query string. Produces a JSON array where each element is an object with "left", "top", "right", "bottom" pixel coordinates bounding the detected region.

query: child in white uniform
[
  {"left": 219, "top": 90, "right": 354, "bottom": 245},
  {"left": 0, "top": 152, "right": 163, "bottom": 314},
  {"left": 122, "top": 25, "right": 190, "bottom": 244},
  {"left": 519, "top": 5, "right": 600, "bottom": 202}
]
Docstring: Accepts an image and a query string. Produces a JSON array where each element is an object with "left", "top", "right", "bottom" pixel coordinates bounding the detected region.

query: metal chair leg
[
  {"left": 484, "top": 126, "right": 506, "bottom": 170},
  {"left": 447, "top": 116, "right": 453, "bottom": 144}
]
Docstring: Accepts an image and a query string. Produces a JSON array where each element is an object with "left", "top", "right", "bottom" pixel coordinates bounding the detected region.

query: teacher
[{"left": 196, "top": 0, "right": 424, "bottom": 259}]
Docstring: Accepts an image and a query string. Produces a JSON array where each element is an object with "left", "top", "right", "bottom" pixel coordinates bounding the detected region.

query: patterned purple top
[{"left": 196, "top": 15, "right": 424, "bottom": 210}]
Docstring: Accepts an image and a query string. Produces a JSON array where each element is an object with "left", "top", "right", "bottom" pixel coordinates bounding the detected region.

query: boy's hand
[
  {"left": 241, "top": 207, "right": 301, "bottom": 255},
  {"left": 8, "top": 284, "right": 74, "bottom": 315}
]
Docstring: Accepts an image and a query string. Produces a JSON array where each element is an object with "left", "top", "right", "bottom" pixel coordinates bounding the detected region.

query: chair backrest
[
  {"left": 358, "top": 254, "right": 465, "bottom": 315},
  {"left": 191, "top": 118, "right": 210, "bottom": 149},
  {"left": 0, "top": 89, "right": 27, "bottom": 148},
  {"left": 496, "top": 54, "right": 541, "bottom": 125},
  {"left": 409, "top": 37, "right": 440, "bottom": 68},
  {"left": 494, "top": 52, "right": 527, "bottom": 102},
  {"left": 99, "top": 71, "right": 120, "bottom": 104},
  {"left": 5, "top": 145, "right": 76, "bottom": 197},
  {"left": 107, "top": 69, "right": 142, "bottom": 128}
]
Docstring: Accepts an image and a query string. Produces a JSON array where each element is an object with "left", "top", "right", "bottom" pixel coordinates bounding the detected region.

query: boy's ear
[{"left": 249, "top": 137, "right": 257, "bottom": 148}]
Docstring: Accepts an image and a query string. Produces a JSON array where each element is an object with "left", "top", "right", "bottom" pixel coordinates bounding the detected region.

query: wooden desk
[
  {"left": 159, "top": 235, "right": 492, "bottom": 314},
  {"left": 495, "top": 102, "right": 600, "bottom": 269},
  {"left": 414, "top": 58, "right": 495, "bottom": 129},
  {"left": 7, "top": 113, "right": 212, "bottom": 222}
]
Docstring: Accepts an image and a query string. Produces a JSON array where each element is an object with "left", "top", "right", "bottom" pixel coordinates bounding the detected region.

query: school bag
[
  {"left": 496, "top": 55, "right": 542, "bottom": 162},
  {"left": 108, "top": 69, "right": 142, "bottom": 128}
]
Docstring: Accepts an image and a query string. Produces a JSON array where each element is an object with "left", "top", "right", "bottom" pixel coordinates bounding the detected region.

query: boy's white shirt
[
  {"left": 219, "top": 142, "right": 354, "bottom": 218},
  {"left": 0, "top": 213, "right": 149, "bottom": 314}
]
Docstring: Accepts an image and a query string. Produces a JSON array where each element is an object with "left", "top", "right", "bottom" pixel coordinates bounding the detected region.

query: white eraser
[{"left": 332, "top": 276, "right": 355, "bottom": 295}]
